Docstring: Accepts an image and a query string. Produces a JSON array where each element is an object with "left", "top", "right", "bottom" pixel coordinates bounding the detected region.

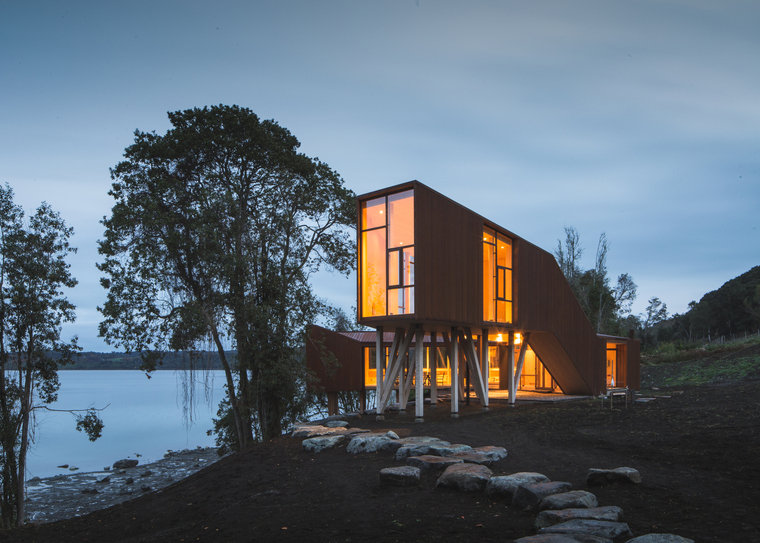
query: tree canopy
[
  {"left": 98, "top": 105, "right": 356, "bottom": 445},
  {"left": 554, "top": 226, "right": 637, "bottom": 336},
  {"left": 0, "top": 184, "right": 100, "bottom": 527}
]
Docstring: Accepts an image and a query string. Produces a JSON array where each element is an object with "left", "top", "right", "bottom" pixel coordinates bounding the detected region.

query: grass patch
[{"left": 642, "top": 354, "right": 760, "bottom": 387}]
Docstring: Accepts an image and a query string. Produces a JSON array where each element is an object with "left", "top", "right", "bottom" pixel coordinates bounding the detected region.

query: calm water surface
[{"left": 27, "top": 370, "right": 225, "bottom": 479}]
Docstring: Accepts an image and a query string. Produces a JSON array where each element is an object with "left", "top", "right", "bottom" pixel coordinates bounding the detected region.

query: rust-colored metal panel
[
  {"left": 306, "top": 326, "right": 363, "bottom": 392},
  {"left": 528, "top": 332, "right": 593, "bottom": 395},
  {"left": 627, "top": 339, "right": 641, "bottom": 390},
  {"left": 413, "top": 183, "right": 482, "bottom": 326},
  {"left": 515, "top": 243, "right": 604, "bottom": 395}
]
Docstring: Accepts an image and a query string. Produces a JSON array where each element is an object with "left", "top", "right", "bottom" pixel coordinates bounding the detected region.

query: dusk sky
[{"left": 2, "top": 1, "right": 758, "bottom": 352}]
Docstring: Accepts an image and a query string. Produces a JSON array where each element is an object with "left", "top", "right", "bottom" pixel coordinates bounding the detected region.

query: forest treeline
[
  {"left": 53, "top": 351, "right": 231, "bottom": 371},
  {"left": 655, "top": 265, "right": 760, "bottom": 345}
]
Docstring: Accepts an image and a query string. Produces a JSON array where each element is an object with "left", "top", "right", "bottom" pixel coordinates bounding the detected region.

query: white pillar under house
[
  {"left": 415, "top": 326, "right": 425, "bottom": 421},
  {"left": 450, "top": 327, "right": 459, "bottom": 418}
]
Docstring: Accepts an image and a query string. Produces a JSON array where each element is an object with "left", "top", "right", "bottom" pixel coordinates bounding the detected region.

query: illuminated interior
[
  {"left": 363, "top": 336, "right": 553, "bottom": 391},
  {"left": 606, "top": 343, "right": 626, "bottom": 388},
  {"left": 360, "top": 190, "right": 415, "bottom": 318},
  {"left": 364, "top": 345, "right": 451, "bottom": 388},
  {"left": 483, "top": 227, "right": 513, "bottom": 323}
]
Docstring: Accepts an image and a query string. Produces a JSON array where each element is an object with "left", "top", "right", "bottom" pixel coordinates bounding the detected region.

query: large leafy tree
[
  {"left": 98, "top": 105, "right": 355, "bottom": 445},
  {"left": 0, "top": 185, "right": 99, "bottom": 527}
]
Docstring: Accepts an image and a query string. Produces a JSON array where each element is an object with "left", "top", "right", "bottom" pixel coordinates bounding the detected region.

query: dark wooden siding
[
  {"left": 306, "top": 326, "right": 363, "bottom": 392},
  {"left": 627, "top": 339, "right": 641, "bottom": 390},
  {"left": 414, "top": 183, "right": 482, "bottom": 326},
  {"left": 515, "top": 242, "right": 603, "bottom": 395}
]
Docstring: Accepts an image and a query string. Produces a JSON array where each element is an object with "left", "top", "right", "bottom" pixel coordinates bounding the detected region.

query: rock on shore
[{"left": 25, "top": 447, "right": 222, "bottom": 523}]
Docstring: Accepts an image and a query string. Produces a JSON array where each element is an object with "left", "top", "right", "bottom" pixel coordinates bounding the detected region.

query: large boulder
[
  {"left": 538, "top": 519, "right": 634, "bottom": 540},
  {"left": 325, "top": 420, "right": 349, "bottom": 428},
  {"left": 470, "top": 445, "right": 507, "bottom": 461},
  {"left": 626, "top": 536, "right": 694, "bottom": 543},
  {"left": 513, "top": 481, "right": 573, "bottom": 510},
  {"left": 113, "top": 459, "right": 139, "bottom": 469},
  {"left": 535, "top": 506, "right": 624, "bottom": 529},
  {"left": 395, "top": 439, "right": 451, "bottom": 460},
  {"left": 436, "top": 463, "right": 492, "bottom": 492},
  {"left": 428, "top": 443, "right": 473, "bottom": 456},
  {"left": 406, "top": 455, "right": 464, "bottom": 472},
  {"left": 292, "top": 426, "right": 351, "bottom": 439},
  {"left": 346, "top": 433, "right": 395, "bottom": 453},
  {"left": 486, "top": 472, "right": 551, "bottom": 501},
  {"left": 513, "top": 535, "right": 613, "bottom": 543},
  {"left": 302, "top": 434, "right": 346, "bottom": 453},
  {"left": 539, "top": 490, "right": 598, "bottom": 511},
  {"left": 379, "top": 466, "right": 420, "bottom": 487},
  {"left": 451, "top": 451, "right": 494, "bottom": 465},
  {"left": 586, "top": 467, "right": 641, "bottom": 486}
]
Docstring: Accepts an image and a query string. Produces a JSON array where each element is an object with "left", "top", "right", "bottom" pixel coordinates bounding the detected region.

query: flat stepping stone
[
  {"left": 436, "top": 463, "right": 492, "bottom": 492},
  {"left": 395, "top": 441, "right": 451, "bottom": 460},
  {"left": 302, "top": 434, "right": 346, "bottom": 453},
  {"left": 513, "top": 481, "right": 573, "bottom": 510},
  {"left": 406, "top": 455, "right": 463, "bottom": 472},
  {"left": 451, "top": 451, "right": 494, "bottom": 465},
  {"left": 535, "top": 506, "right": 624, "bottom": 529},
  {"left": 379, "top": 466, "right": 420, "bottom": 487},
  {"left": 587, "top": 467, "right": 642, "bottom": 486},
  {"left": 470, "top": 445, "right": 507, "bottom": 461},
  {"left": 486, "top": 472, "right": 551, "bottom": 500},
  {"left": 347, "top": 433, "right": 395, "bottom": 453},
  {"left": 292, "top": 426, "right": 364, "bottom": 438},
  {"left": 540, "top": 490, "right": 598, "bottom": 511},
  {"left": 325, "top": 420, "right": 349, "bottom": 428},
  {"left": 428, "top": 443, "right": 473, "bottom": 456},
  {"left": 539, "top": 519, "right": 633, "bottom": 540},
  {"left": 514, "top": 535, "right": 612, "bottom": 543},
  {"left": 627, "top": 536, "right": 694, "bottom": 543}
]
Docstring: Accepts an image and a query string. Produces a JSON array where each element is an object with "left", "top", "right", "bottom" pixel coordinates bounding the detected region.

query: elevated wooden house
[{"left": 307, "top": 181, "right": 640, "bottom": 419}]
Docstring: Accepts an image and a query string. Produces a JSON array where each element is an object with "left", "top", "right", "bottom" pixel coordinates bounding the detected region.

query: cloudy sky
[{"left": 2, "top": 1, "right": 758, "bottom": 352}]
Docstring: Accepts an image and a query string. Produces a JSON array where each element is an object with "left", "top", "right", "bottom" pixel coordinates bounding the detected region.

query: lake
[{"left": 27, "top": 370, "right": 226, "bottom": 479}]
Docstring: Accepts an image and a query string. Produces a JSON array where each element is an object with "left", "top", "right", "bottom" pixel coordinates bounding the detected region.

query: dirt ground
[{"left": 6, "top": 379, "right": 760, "bottom": 543}]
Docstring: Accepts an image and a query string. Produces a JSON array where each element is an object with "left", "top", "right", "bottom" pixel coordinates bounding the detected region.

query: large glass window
[
  {"left": 483, "top": 227, "right": 513, "bottom": 323},
  {"left": 360, "top": 190, "right": 415, "bottom": 317}
]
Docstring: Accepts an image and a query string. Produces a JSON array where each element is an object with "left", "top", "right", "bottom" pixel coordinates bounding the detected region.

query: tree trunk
[{"left": 209, "top": 327, "right": 247, "bottom": 451}]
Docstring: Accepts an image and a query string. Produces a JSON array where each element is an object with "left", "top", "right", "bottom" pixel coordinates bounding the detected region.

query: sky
[{"left": 2, "top": 0, "right": 758, "bottom": 352}]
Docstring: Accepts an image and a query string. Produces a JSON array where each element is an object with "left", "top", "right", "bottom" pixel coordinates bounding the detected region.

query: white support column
[
  {"left": 415, "top": 326, "right": 425, "bottom": 421},
  {"left": 377, "top": 325, "right": 415, "bottom": 414},
  {"left": 461, "top": 328, "right": 488, "bottom": 408},
  {"left": 375, "top": 327, "right": 383, "bottom": 418},
  {"left": 514, "top": 333, "right": 531, "bottom": 401},
  {"left": 450, "top": 327, "right": 459, "bottom": 418},
  {"left": 482, "top": 329, "right": 490, "bottom": 410},
  {"left": 507, "top": 331, "right": 516, "bottom": 405},
  {"left": 430, "top": 331, "right": 438, "bottom": 408}
]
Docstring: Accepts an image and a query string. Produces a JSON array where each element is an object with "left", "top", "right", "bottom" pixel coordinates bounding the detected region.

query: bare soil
[{"left": 6, "top": 380, "right": 760, "bottom": 543}]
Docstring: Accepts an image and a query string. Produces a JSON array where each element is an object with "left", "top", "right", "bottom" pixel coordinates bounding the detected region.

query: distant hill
[
  {"left": 57, "top": 351, "right": 232, "bottom": 370},
  {"left": 668, "top": 265, "right": 760, "bottom": 341}
]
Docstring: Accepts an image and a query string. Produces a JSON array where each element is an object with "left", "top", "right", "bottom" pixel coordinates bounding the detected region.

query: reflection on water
[{"left": 28, "top": 370, "right": 225, "bottom": 479}]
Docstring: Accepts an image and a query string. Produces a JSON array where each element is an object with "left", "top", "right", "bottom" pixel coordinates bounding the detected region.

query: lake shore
[{"left": 25, "top": 447, "right": 222, "bottom": 523}]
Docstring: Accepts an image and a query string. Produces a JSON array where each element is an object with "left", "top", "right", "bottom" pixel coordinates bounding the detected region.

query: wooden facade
[{"left": 309, "top": 181, "right": 641, "bottom": 416}]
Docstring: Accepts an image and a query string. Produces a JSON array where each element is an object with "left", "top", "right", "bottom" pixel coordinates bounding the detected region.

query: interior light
[
  {"left": 515, "top": 333, "right": 522, "bottom": 344},
  {"left": 496, "top": 334, "right": 503, "bottom": 342}
]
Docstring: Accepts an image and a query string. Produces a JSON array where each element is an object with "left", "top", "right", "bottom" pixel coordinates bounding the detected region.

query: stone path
[{"left": 296, "top": 418, "right": 694, "bottom": 542}]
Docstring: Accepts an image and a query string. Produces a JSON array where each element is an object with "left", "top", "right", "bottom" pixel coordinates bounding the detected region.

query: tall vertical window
[
  {"left": 483, "top": 227, "right": 512, "bottom": 323},
  {"left": 360, "top": 189, "right": 414, "bottom": 317}
]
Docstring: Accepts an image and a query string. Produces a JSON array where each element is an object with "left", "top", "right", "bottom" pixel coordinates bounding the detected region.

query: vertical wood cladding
[
  {"left": 307, "top": 326, "right": 363, "bottom": 392},
  {"left": 515, "top": 242, "right": 603, "bottom": 395},
  {"left": 627, "top": 339, "right": 641, "bottom": 390},
  {"left": 414, "top": 183, "right": 482, "bottom": 325}
]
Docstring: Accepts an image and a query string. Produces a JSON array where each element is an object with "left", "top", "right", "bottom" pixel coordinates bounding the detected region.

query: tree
[
  {"left": 0, "top": 185, "right": 101, "bottom": 527},
  {"left": 641, "top": 296, "right": 668, "bottom": 348},
  {"left": 554, "top": 228, "right": 637, "bottom": 335},
  {"left": 98, "top": 105, "right": 356, "bottom": 446}
]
